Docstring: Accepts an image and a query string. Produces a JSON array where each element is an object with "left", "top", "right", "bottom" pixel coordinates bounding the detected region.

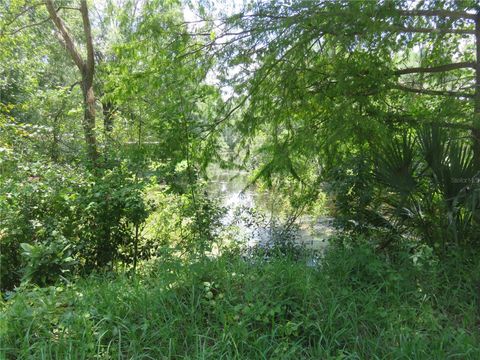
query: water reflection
[{"left": 207, "top": 168, "right": 334, "bottom": 261}]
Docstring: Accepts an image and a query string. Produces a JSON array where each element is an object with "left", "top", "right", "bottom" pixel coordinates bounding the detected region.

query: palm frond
[{"left": 376, "top": 134, "right": 419, "bottom": 197}]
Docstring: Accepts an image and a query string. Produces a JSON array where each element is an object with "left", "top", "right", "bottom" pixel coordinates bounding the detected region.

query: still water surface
[{"left": 206, "top": 168, "right": 334, "bottom": 261}]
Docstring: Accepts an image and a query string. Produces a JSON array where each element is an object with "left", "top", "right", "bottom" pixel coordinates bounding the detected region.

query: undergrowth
[{"left": 1, "top": 241, "right": 480, "bottom": 359}]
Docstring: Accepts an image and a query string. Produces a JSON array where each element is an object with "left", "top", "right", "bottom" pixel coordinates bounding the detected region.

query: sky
[{"left": 183, "top": 0, "right": 247, "bottom": 24}]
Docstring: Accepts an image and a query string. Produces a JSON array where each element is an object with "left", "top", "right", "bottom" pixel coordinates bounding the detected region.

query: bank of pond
[{"left": 2, "top": 241, "right": 480, "bottom": 359}]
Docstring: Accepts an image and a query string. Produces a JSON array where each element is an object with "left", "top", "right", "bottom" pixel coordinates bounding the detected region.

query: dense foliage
[
  {"left": 224, "top": 0, "right": 480, "bottom": 249},
  {"left": 1, "top": 0, "right": 480, "bottom": 357}
]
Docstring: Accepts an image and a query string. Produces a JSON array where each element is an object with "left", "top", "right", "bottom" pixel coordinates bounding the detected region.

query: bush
[
  {"left": 143, "top": 181, "right": 225, "bottom": 258},
  {"left": 0, "top": 162, "right": 149, "bottom": 291},
  {"left": 0, "top": 162, "right": 80, "bottom": 291},
  {"left": 70, "top": 164, "right": 149, "bottom": 271},
  {"left": 20, "top": 236, "right": 76, "bottom": 287}
]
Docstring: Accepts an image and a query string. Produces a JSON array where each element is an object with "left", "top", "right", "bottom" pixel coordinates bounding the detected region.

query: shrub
[{"left": 0, "top": 162, "right": 149, "bottom": 291}]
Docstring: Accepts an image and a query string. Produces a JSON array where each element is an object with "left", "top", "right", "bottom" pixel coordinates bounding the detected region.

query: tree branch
[
  {"left": 2, "top": 2, "right": 44, "bottom": 28},
  {"left": 393, "top": 84, "right": 475, "bottom": 98},
  {"left": 68, "top": 81, "right": 81, "bottom": 92},
  {"left": 57, "top": 6, "right": 81, "bottom": 12},
  {"left": 395, "top": 62, "right": 476, "bottom": 75},
  {"left": 393, "top": 26, "right": 475, "bottom": 35},
  {"left": 2, "top": 17, "right": 50, "bottom": 36},
  {"left": 44, "top": 0, "right": 85, "bottom": 71},
  {"left": 367, "top": 109, "right": 475, "bottom": 131},
  {"left": 398, "top": 9, "right": 476, "bottom": 21},
  {"left": 80, "top": 0, "right": 94, "bottom": 83}
]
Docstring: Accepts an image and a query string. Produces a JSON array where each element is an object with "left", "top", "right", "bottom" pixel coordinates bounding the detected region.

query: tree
[
  {"left": 1, "top": 1, "right": 86, "bottom": 165},
  {"left": 210, "top": 0, "right": 480, "bottom": 245},
  {"left": 215, "top": 0, "right": 479, "bottom": 163},
  {"left": 44, "top": 0, "right": 99, "bottom": 167},
  {"left": 104, "top": 0, "right": 221, "bottom": 178}
]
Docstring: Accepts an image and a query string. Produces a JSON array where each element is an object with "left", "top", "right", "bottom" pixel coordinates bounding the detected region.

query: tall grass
[{"left": 1, "top": 243, "right": 480, "bottom": 359}]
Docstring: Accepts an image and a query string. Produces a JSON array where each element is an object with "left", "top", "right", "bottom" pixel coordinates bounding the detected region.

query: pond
[{"left": 206, "top": 167, "right": 335, "bottom": 263}]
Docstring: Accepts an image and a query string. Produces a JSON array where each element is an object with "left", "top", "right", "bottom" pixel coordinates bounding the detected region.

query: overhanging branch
[
  {"left": 393, "top": 26, "right": 475, "bottom": 35},
  {"left": 398, "top": 9, "right": 476, "bottom": 21},
  {"left": 366, "top": 109, "right": 474, "bottom": 131},
  {"left": 393, "top": 84, "right": 474, "bottom": 98},
  {"left": 1, "top": 17, "right": 50, "bottom": 36},
  {"left": 2, "top": 2, "right": 44, "bottom": 29},
  {"left": 395, "top": 62, "right": 476, "bottom": 75}
]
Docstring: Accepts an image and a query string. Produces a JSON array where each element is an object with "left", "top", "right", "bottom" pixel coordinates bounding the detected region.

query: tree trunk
[
  {"left": 473, "top": 11, "right": 480, "bottom": 170},
  {"left": 82, "top": 79, "right": 99, "bottom": 166},
  {"left": 45, "top": 0, "right": 99, "bottom": 167},
  {"left": 102, "top": 100, "right": 114, "bottom": 162},
  {"left": 51, "top": 110, "right": 60, "bottom": 162},
  {"left": 79, "top": 0, "right": 99, "bottom": 167},
  {"left": 102, "top": 101, "right": 114, "bottom": 135}
]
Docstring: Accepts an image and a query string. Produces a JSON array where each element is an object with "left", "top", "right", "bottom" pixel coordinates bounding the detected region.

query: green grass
[{"left": 1, "top": 243, "right": 480, "bottom": 359}]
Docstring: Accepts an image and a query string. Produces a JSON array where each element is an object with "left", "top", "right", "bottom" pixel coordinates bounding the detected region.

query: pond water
[{"left": 206, "top": 168, "right": 335, "bottom": 263}]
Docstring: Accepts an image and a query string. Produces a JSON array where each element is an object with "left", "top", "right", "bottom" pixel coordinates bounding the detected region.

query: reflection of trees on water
[{"left": 206, "top": 168, "right": 334, "bottom": 258}]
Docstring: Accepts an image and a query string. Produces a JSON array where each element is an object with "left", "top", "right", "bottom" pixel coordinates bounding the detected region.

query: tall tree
[
  {"left": 214, "top": 0, "right": 479, "bottom": 176},
  {"left": 104, "top": 0, "right": 221, "bottom": 176},
  {"left": 207, "top": 0, "right": 480, "bottom": 244},
  {"left": 44, "top": 0, "right": 99, "bottom": 167}
]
